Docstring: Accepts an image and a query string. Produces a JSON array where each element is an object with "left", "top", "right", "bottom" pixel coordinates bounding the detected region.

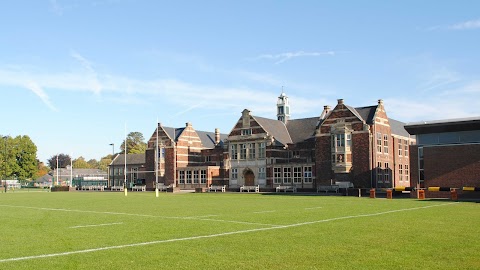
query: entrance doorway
[{"left": 244, "top": 169, "right": 255, "bottom": 186}]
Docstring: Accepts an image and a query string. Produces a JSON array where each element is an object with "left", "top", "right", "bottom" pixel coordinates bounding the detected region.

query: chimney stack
[
  {"left": 215, "top": 128, "right": 220, "bottom": 145},
  {"left": 337, "top": 99, "right": 344, "bottom": 105}
]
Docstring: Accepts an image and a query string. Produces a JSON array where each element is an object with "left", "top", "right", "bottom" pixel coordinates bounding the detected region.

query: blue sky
[{"left": 1, "top": 0, "right": 480, "bottom": 163}]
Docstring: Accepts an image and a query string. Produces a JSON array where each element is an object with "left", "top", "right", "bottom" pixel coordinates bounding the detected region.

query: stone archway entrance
[{"left": 244, "top": 169, "right": 255, "bottom": 186}]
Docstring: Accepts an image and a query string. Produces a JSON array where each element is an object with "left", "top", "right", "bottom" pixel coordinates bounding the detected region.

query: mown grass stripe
[{"left": 0, "top": 202, "right": 458, "bottom": 263}]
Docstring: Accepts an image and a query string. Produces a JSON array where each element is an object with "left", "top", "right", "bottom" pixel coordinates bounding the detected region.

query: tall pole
[
  {"left": 110, "top": 143, "right": 114, "bottom": 187},
  {"left": 56, "top": 154, "right": 59, "bottom": 187},
  {"left": 3, "top": 136, "right": 7, "bottom": 193},
  {"left": 155, "top": 121, "right": 159, "bottom": 197},
  {"left": 124, "top": 123, "right": 128, "bottom": 197},
  {"left": 70, "top": 153, "right": 73, "bottom": 188}
]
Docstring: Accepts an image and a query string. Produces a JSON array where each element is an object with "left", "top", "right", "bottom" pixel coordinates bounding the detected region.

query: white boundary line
[
  {"left": 253, "top": 210, "right": 276, "bottom": 214},
  {"left": 0, "top": 204, "right": 277, "bottom": 227},
  {"left": 0, "top": 202, "right": 458, "bottom": 263},
  {"left": 304, "top": 207, "right": 323, "bottom": 210},
  {"left": 69, "top": 222, "right": 124, "bottom": 229}
]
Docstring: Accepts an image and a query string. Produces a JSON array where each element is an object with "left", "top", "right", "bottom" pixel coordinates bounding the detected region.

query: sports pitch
[{"left": 0, "top": 191, "right": 479, "bottom": 269}]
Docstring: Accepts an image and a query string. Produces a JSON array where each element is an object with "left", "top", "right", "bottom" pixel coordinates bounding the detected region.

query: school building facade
[{"left": 130, "top": 92, "right": 415, "bottom": 190}]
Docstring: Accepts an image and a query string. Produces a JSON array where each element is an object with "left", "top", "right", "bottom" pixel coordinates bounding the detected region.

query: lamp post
[
  {"left": 110, "top": 143, "right": 115, "bottom": 187},
  {"left": 3, "top": 136, "right": 7, "bottom": 193}
]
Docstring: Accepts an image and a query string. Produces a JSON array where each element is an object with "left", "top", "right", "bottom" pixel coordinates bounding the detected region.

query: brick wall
[
  {"left": 315, "top": 135, "right": 333, "bottom": 185},
  {"left": 351, "top": 132, "right": 371, "bottom": 187},
  {"left": 423, "top": 144, "right": 480, "bottom": 188}
]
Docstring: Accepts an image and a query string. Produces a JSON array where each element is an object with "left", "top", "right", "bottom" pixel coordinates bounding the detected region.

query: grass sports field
[{"left": 0, "top": 191, "right": 479, "bottom": 269}]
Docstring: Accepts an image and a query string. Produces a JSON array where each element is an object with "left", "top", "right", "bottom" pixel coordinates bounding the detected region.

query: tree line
[{"left": 1, "top": 132, "right": 147, "bottom": 182}]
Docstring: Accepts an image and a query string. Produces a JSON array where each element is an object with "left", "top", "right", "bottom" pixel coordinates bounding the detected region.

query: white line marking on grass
[
  {"left": 0, "top": 204, "right": 279, "bottom": 228},
  {"left": 183, "top": 215, "right": 219, "bottom": 218},
  {"left": 190, "top": 218, "right": 281, "bottom": 227},
  {"left": 253, "top": 210, "right": 276, "bottom": 214},
  {"left": 304, "top": 207, "right": 323, "bottom": 210},
  {"left": 0, "top": 202, "right": 458, "bottom": 263},
  {"left": 69, "top": 222, "right": 124, "bottom": 229}
]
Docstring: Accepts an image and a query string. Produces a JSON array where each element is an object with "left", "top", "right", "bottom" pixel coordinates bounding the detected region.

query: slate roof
[
  {"left": 111, "top": 153, "right": 145, "bottom": 166},
  {"left": 354, "top": 106, "right": 378, "bottom": 124},
  {"left": 157, "top": 126, "right": 228, "bottom": 149},
  {"left": 196, "top": 130, "right": 228, "bottom": 148},
  {"left": 253, "top": 116, "right": 292, "bottom": 145},
  {"left": 163, "top": 126, "right": 185, "bottom": 141},
  {"left": 34, "top": 174, "right": 53, "bottom": 183},
  {"left": 286, "top": 117, "right": 318, "bottom": 143},
  {"left": 389, "top": 118, "right": 411, "bottom": 137},
  {"left": 346, "top": 105, "right": 367, "bottom": 123}
]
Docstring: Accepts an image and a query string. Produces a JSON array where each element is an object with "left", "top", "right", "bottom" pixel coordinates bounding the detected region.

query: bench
[
  {"left": 317, "top": 185, "right": 339, "bottom": 193},
  {"left": 276, "top": 186, "right": 297, "bottom": 193},
  {"left": 208, "top": 185, "right": 226, "bottom": 192},
  {"left": 156, "top": 183, "right": 169, "bottom": 192},
  {"left": 240, "top": 185, "right": 259, "bottom": 193},
  {"left": 80, "top": 185, "right": 104, "bottom": 191},
  {"left": 132, "top": 185, "right": 146, "bottom": 191},
  {"left": 110, "top": 185, "right": 124, "bottom": 191}
]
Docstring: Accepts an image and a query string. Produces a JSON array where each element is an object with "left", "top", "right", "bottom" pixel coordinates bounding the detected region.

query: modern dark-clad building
[{"left": 405, "top": 117, "right": 480, "bottom": 198}]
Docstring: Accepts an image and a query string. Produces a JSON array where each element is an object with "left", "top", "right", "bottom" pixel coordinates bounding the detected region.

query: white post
[
  {"left": 70, "top": 153, "right": 73, "bottom": 188},
  {"left": 124, "top": 123, "right": 128, "bottom": 197},
  {"left": 56, "top": 154, "right": 59, "bottom": 187},
  {"left": 155, "top": 120, "right": 159, "bottom": 198}
]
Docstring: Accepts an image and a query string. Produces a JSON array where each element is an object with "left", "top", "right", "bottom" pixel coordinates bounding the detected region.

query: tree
[
  {"left": 47, "top": 153, "right": 71, "bottom": 170},
  {"left": 1, "top": 135, "right": 38, "bottom": 180},
  {"left": 73, "top": 157, "right": 90, "bottom": 169},
  {"left": 87, "top": 159, "right": 99, "bottom": 169},
  {"left": 34, "top": 161, "right": 50, "bottom": 179},
  {"left": 98, "top": 157, "right": 112, "bottom": 172},
  {"left": 120, "top": 132, "right": 147, "bottom": 154},
  {"left": 12, "top": 135, "right": 38, "bottom": 180}
]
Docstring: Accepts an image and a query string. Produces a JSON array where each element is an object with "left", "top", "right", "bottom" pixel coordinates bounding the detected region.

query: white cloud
[
  {"left": 49, "top": 0, "right": 63, "bottom": 15},
  {"left": 25, "top": 81, "right": 58, "bottom": 111},
  {"left": 448, "top": 19, "right": 480, "bottom": 30},
  {"left": 427, "top": 19, "right": 480, "bottom": 31},
  {"left": 254, "top": 51, "right": 341, "bottom": 64},
  {"left": 417, "top": 67, "right": 461, "bottom": 92},
  {"left": 385, "top": 80, "right": 480, "bottom": 123},
  {"left": 70, "top": 50, "right": 102, "bottom": 95}
]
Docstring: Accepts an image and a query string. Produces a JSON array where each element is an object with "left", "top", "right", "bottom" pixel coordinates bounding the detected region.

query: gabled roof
[
  {"left": 345, "top": 105, "right": 366, "bottom": 122},
  {"left": 111, "top": 153, "right": 145, "bottom": 166},
  {"left": 156, "top": 125, "right": 228, "bottom": 149},
  {"left": 286, "top": 117, "right": 318, "bottom": 143},
  {"left": 163, "top": 126, "right": 185, "bottom": 141},
  {"left": 196, "top": 130, "right": 228, "bottom": 148},
  {"left": 354, "top": 105, "right": 378, "bottom": 124},
  {"left": 253, "top": 116, "right": 292, "bottom": 145}
]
